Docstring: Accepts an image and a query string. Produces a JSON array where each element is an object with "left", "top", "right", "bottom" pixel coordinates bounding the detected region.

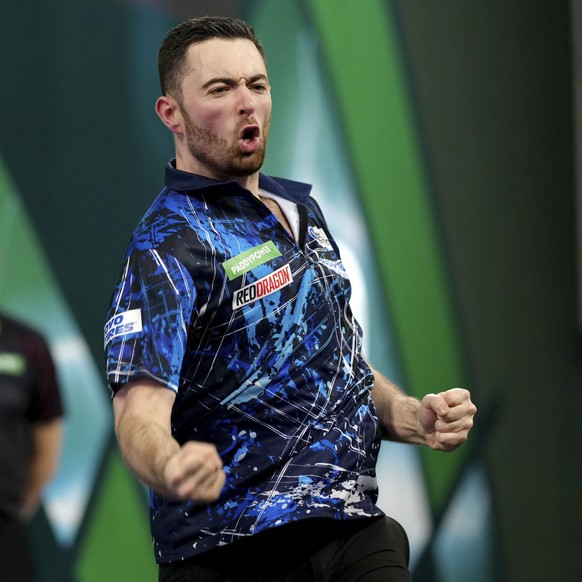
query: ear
[{"left": 155, "top": 95, "right": 184, "bottom": 134}]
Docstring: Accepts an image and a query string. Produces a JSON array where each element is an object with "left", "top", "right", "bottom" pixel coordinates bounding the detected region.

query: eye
[
  {"left": 209, "top": 85, "right": 230, "bottom": 95},
  {"left": 250, "top": 83, "right": 268, "bottom": 93}
]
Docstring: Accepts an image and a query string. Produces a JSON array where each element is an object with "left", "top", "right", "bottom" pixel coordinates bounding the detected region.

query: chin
[{"left": 232, "top": 154, "right": 266, "bottom": 176}]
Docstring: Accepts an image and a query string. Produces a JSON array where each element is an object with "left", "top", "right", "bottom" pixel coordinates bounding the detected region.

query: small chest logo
[
  {"left": 308, "top": 226, "right": 333, "bottom": 250},
  {"left": 222, "top": 241, "right": 282, "bottom": 281},
  {"left": 0, "top": 353, "right": 26, "bottom": 376},
  {"left": 233, "top": 264, "right": 293, "bottom": 309}
]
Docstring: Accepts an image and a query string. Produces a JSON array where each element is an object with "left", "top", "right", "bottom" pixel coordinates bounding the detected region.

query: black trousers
[{"left": 159, "top": 516, "right": 411, "bottom": 582}]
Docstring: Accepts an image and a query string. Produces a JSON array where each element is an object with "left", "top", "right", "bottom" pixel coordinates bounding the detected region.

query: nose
[{"left": 237, "top": 85, "right": 255, "bottom": 116}]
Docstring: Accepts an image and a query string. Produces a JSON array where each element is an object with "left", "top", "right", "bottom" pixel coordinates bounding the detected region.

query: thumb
[{"left": 421, "top": 393, "right": 449, "bottom": 417}]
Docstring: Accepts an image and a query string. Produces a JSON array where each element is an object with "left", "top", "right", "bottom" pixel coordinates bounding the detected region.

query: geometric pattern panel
[
  {"left": 306, "top": 0, "right": 470, "bottom": 512},
  {"left": 75, "top": 446, "right": 156, "bottom": 582},
  {"left": 432, "top": 461, "right": 503, "bottom": 581},
  {"left": 0, "top": 154, "right": 112, "bottom": 547}
]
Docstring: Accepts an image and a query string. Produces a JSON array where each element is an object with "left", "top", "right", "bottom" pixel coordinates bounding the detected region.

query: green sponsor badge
[
  {"left": 0, "top": 353, "right": 26, "bottom": 376},
  {"left": 222, "top": 241, "right": 282, "bottom": 280}
]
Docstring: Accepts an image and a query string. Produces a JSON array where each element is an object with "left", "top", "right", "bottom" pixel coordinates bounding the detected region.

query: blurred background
[{"left": 1, "top": 0, "right": 580, "bottom": 580}]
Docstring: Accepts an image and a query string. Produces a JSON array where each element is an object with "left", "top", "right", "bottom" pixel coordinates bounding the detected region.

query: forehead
[{"left": 184, "top": 38, "right": 267, "bottom": 83}]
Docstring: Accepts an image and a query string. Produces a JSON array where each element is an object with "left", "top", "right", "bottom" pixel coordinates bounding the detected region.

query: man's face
[{"left": 177, "top": 38, "right": 272, "bottom": 180}]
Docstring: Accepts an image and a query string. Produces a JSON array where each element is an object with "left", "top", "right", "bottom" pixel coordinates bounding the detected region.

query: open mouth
[{"left": 240, "top": 125, "right": 260, "bottom": 142}]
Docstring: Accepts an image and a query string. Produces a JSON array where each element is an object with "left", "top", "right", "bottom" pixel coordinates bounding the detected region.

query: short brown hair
[{"left": 158, "top": 16, "right": 267, "bottom": 100}]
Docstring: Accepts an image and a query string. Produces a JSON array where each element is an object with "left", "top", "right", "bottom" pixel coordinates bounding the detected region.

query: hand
[
  {"left": 163, "top": 441, "right": 226, "bottom": 502},
  {"left": 418, "top": 388, "right": 476, "bottom": 452}
]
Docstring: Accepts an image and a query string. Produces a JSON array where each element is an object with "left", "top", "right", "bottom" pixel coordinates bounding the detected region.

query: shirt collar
[{"left": 164, "top": 160, "right": 312, "bottom": 205}]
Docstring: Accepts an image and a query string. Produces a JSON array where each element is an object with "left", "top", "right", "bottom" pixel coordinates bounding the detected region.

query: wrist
[{"left": 394, "top": 395, "right": 427, "bottom": 445}]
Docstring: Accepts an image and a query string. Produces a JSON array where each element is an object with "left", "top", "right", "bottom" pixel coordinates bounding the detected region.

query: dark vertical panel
[
  {"left": 573, "top": 0, "right": 582, "bottom": 329},
  {"left": 392, "top": 0, "right": 580, "bottom": 579}
]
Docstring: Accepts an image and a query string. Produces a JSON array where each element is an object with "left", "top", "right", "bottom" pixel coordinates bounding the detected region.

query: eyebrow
[{"left": 201, "top": 74, "right": 269, "bottom": 89}]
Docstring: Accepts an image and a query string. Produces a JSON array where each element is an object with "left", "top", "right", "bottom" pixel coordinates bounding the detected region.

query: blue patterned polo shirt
[{"left": 104, "top": 161, "right": 383, "bottom": 563}]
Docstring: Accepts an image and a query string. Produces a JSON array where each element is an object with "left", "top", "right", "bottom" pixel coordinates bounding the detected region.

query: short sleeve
[
  {"left": 25, "top": 329, "right": 63, "bottom": 422},
  {"left": 104, "top": 249, "right": 196, "bottom": 394}
]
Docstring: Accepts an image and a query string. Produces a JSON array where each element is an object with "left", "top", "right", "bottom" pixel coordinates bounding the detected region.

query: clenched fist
[
  {"left": 164, "top": 441, "right": 226, "bottom": 501},
  {"left": 418, "top": 388, "right": 477, "bottom": 452}
]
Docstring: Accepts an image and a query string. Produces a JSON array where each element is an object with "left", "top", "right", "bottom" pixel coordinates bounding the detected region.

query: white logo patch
[
  {"left": 308, "top": 226, "right": 333, "bottom": 250},
  {"left": 104, "top": 309, "right": 143, "bottom": 347},
  {"left": 233, "top": 264, "right": 293, "bottom": 309}
]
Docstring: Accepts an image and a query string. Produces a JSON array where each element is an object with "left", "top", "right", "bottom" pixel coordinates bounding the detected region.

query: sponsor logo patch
[
  {"left": 233, "top": 264, "right": 293, "bottom": 309},
  {"left": 104, "top": 309, "right": 143, "bottom": 347},
  {"left": 222, "top": 241, "right": 282, "bottom": 281},
  {"left": 308, "top": 226, "right": 333, "bottom": 250},
  {"left": 0, "top": 353, "right": 26, "bottom": 376}
]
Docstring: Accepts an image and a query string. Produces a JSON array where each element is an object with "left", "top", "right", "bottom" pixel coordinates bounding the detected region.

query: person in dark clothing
[{"left": 0, "top": 312, "right": 64, "bottom": 581}]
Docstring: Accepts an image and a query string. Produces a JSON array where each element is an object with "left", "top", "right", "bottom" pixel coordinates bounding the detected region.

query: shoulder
[
  {"left": 128, "top": 189, "right": 196, "bottom": 252},
  {"left": 0, "top": 313, "right": 46, "bottom": 346}
]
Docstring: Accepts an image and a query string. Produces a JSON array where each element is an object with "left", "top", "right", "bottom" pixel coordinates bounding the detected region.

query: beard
[{"left": 182, "top": 109, "right": 269, "bottom": 179}]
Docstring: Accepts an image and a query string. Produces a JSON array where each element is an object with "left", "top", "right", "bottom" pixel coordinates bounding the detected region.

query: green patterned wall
[{"left": 306, "top": 0, "right": 469, "bottom": 513}]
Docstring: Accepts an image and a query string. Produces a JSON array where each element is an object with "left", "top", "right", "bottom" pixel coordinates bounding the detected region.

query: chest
[
  {"left": 176, "top": 199, "right": 351, "bottom": 341},
  {"left": 0, "top": 350, "right": 32, "bottom": 415}
]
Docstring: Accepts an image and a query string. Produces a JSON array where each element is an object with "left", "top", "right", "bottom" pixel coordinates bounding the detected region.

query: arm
[
  {"left": 370, "top": 365, "right": 476, "bottom": 452},
  {"left": 113, "top": 380, "right": 225, "bottom": 501},
  {"left": 20, "top": 418, "right": 63, "bottom": 519}
]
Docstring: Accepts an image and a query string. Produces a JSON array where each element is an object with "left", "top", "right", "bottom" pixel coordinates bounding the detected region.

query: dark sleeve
[{"left": 24, "top": 328, "right": 64, "bottom": 422}]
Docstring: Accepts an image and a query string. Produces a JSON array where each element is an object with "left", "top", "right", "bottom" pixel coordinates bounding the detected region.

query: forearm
[
  {"left": 21, "top": 419, "right": 63, "bottom": 519},
  {"left": 115, "top": 404, "right": 180, "bottom": 496},
  {"left": 369, "top": 362, "right": 477, "bottom": 451},
  {"left": 370, "top": 369, "right": 427, "bottom": 445},
  {"left": 116, "top": 418, "right": 179, "bottom": 493},
  {"left": 113, "top": 381, "right": 226, "bottom": 501},
  {"left": 22, "top": 471, "right": 51, "bottom": 519}
]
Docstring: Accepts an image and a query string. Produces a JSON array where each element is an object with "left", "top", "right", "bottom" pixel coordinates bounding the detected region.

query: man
[
  {"left": 105, "top": 16, "right": 476, "bottom": 582},
  {"left": 0, "top": 312, "right": 64, "bottom": 581}
]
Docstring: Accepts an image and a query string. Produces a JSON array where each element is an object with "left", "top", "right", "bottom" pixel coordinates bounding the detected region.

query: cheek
[
  {"left": 185, "top": 102, "right": 228, "bottom": 132},
  {"left": 261, "top": 97, "right": 273, "bottom": 119},
  {"left": 203, "top": 107, "right": 229, "bottom": 128}
]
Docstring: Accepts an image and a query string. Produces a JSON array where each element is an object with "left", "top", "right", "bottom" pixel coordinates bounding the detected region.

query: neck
[
  {"left": 174, "top": 151, "right": 261, "bottom": 197},
  {"left": 236, "top": 173, "right": 260, "bottom": 197}
]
